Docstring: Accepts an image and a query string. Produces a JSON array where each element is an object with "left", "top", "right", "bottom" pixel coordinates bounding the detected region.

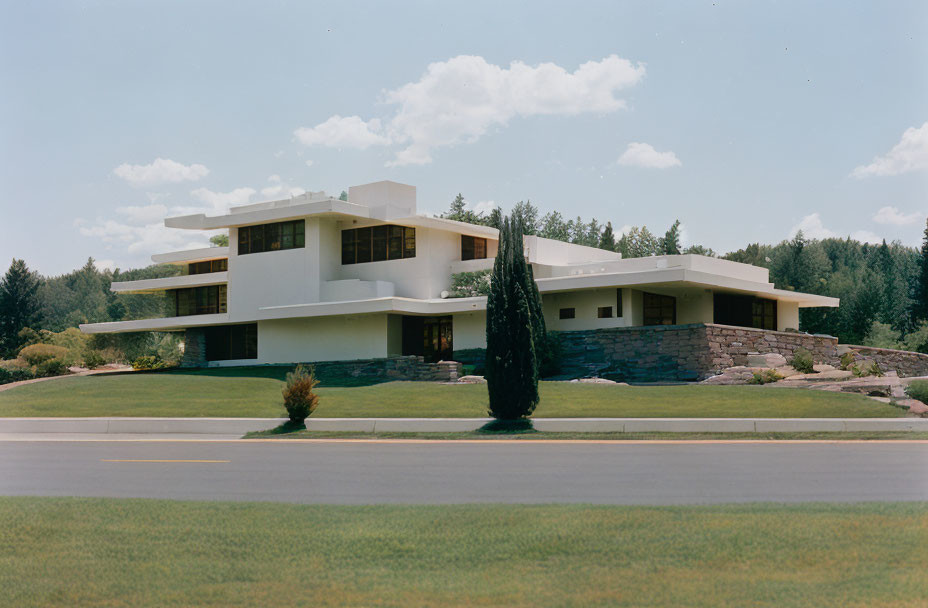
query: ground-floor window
[
  {"left": 643, "top": 292, "right": 676, "bottom": 325},
  {"left": 204, "top": 323, "right": 257, "bottom": 361},
  {"left": 713, "top": 293, "right": 777, "bottom": 330},
  {"left": 401, "top": 316, "right": 453, "bottom": 362}
]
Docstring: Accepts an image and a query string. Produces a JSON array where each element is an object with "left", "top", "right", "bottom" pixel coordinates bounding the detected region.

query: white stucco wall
[
  {"left": 778, "top": 300, "right": 800, "bottom": 332},
  {"left": 452, "top": 312, "right": 487, "bottom": 350},
  {"left": 542, "top": 288, "right": 630, "bottom": 331},
  {"left": 256, "top": 314, "right": 390, "bottom": 363}
]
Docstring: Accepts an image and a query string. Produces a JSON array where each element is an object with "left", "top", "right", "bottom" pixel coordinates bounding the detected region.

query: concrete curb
[{"left": 0, "top": 417, "right": 926, "bottom": 435}]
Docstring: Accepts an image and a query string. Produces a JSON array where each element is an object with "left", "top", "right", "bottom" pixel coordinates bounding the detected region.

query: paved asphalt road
[{"left": 2, "top": 440, "right": 927, "bottom": 505}]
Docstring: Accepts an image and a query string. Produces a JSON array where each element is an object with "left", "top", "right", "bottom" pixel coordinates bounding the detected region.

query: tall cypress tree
[
  {"left": 485, "top": 216, "right": 539, "bottom": 420},
  {"left": 0, "top": 259, "right": 42, "bottom": 357}
]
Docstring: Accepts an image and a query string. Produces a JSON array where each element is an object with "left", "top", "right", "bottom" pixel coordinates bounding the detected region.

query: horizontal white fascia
[
  {"left": 535, "top": 268, "right": 839, "bottom": 307},
  {"left": 80, "top": 314, "right": 230, "bottom": 334},
  {"left": 257, "top": 296, "right": 488, "bottom": 320},
  {"left": 151, "top": 247, "right": 228, "bottom": 265},
  {"left": 110, "top": 272, "right": 228, "bottom": 294},
  {"left": 164, "top": 200, "right": 370, "bottom": 230}
]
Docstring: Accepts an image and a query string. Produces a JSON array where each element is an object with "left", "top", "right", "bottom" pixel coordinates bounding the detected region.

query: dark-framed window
[
  {"left": 173, "top": 285, "right": 227, "bottom": 316},
  {"left": 559, "top": 307, "right": 576, "bottom": 320},
  {"left": 205, "top": 324, "right": 257, "bottom": 361},
  {"left": 643, "top": 292, "right": 676, "bottom": 326},
  {"left": 238, "top": 220, "right": 304, "bottom": 255},
  {"left": 342, "top": 225, "right": 415, "bottom": 265},
  {"left": 713, "top": 293, "right": 778, "bottom": 331},
  {"left": 461, "top": 235, "right": 488, "bottom": 261},
  {"left": 187, "top": 259, "right": 228, "bottom": 275},
  {"left": 616, "top": 289, "right": 624, "bottom": 317},
  {"left": 597, "top": 306, "right": 613, "bottom": 319}
]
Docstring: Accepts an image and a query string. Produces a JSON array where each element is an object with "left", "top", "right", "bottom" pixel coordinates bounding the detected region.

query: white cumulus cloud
[
  {"left": 113, "top": 158, "right": 210, "bottom": 187},
  {"left": 872, "top": 205, "right": 923, "bottom": 226},
  {"left": 789, "top": 213, "right": 884, "bottom": 244},
  {"left": 295, "top": 54, "right": 645, "bottom": 166},
  {"left": 115, "top": 204, "right": 169, "bottom": 225},
  {"left": 187, "top": 187, "right": 257, "bottom": 214},
  {"left": 617, "top": 142, "right": 681, "bottom": 169},
  {"left": 294, "top": 115, "right": 391, "bottom": 150},
  {"left": 304, "top": 160, "right": 315, "bottom": 168},
  {"left": 789, "top": 213, "right": 836, "bottom": 240},
  {"left": 852, "top": 122, "right": 928, "bottom": 178}
]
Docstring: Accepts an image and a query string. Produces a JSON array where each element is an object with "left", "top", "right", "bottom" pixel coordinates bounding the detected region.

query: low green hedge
[{"left": 906, "top": 380, "right": 928, "bottom": 405}]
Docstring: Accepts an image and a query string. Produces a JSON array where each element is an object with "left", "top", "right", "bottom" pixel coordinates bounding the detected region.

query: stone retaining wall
[
  {"left": 558, "top": 323, "right": 841, "bottom": 382},
  {"left": 181, "top": 329, "right": 461, "bottom": 382},
  {"left": 705, "top": 324, "right": 839, "bottom": 370},
  {"left": 841, "top": 345, "right": 928, "bottom": 378},
  {"left": 308, "top": 356, "right": 462, "bottom": 384}
]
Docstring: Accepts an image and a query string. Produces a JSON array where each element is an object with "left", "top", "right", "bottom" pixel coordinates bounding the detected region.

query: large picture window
[
  {"left": 342, "top": 225, "right": 415, "bottom": 265},
  {"left": 205, "top": 324, "right": 257, "bottom": 361},
  {"left": 714, "top": 293, "right": 777, "bottom": 331},
  {"left": 461, "top": 235, "right": 488, "bottom": 261},
  {"left": 238, "top": 220, "right": 304, "bottom": 255},
  {"left": 643, "top": 292, "right": 676, "bottom": 326},
  {"left": 173, "top": 285, "right": 227, "bottom": 316}
]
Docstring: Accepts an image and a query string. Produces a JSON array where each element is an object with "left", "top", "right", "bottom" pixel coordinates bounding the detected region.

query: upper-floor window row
[
  {"left": 238, "top": 220, "right": 305, "bottom": 255},
  {"left": 188, "top": 259, "right": 228, "bottom": 275},
  {"left": 342, "top": 225, "right": 415, "bottom": 265},
  {"left": 461, "top": 235, "right": 488, "bottom": 261},
  {"left": 172, "top": 285, "right": 227, "bottom": 317}
]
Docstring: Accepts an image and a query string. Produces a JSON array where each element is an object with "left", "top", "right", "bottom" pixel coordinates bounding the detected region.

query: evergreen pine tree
[
  {"left": 915, "top": 218, "right": 928, "bottom": 322},
  {"left": 0, "top": 259, "right": 42, "bottom": 357},
  {"left": 338, "top": 190, "right": 348, "bottom": 201},
  {"left": 485, "top": 217, "right": 539, "bottom": 420},
  {"left": 661, "top": 219, "right": 682, "bottom": 255},
  {"left": 599, "top": 222, "right": 616, "bottom": 251}
]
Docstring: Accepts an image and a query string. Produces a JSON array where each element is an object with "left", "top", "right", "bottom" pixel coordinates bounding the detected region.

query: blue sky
[{"left": 1, "top": 0, "right": 926, "bottom": 275}]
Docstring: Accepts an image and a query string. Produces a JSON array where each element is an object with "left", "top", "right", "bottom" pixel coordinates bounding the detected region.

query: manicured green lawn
[
  {"left": 0, "top": 497, "right": 924, "bottom": 607},
  {"left": 0, "top": 368, "right": 899, "bottom": 418}
]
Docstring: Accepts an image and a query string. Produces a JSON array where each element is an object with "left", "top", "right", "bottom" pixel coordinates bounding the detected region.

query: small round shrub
[
  {"left": 19, "top": 343, "right": 69, "bottom": 366},
  {"left": 748, "top": 369, "right": 784, "bottom": 385},
  {"left": 789, "top": 348, "right": 815, "bottom": 374},
  {"left": 131, "top": 355, "right": 162, "bottom": 370},
  {"left": 282, "top": 365, "right": 320, "bottom": 423},
  {"left": 839, "top": 350, "right": 858, "bottom": 370},
  {"left": 34, "top": 358, "right": 69, "bottom": 378},
  {"left": 82, "top": 350, "right": 106, "bottom": 370}
]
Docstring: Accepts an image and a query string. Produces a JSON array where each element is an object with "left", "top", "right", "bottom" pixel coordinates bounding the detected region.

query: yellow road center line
[{"left": 101, "top": 459, "right": 230, "bottom": 463}]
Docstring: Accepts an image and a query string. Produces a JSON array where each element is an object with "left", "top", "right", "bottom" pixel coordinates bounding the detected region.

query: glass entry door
[{"left": 402, "top": 316, "right": 453, "bottom": 362}]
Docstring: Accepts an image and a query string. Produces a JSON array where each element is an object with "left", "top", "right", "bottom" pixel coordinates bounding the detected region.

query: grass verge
[
  {"left": 0, "top": 497, "right": 925, "bottom": 608},
  {"left": 243, "top": 429, "right": 928, "bottom": 441},
  {"left": 0, "top": 368, "right": 900, "bottom": 418}
]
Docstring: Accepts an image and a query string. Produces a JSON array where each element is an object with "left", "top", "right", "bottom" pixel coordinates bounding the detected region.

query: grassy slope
[
  {"left": 0, "top": 368, "right": 899, "bottom": 418},
  {"left": 1, "top": 498, "right": 925, "bottom": 608}
]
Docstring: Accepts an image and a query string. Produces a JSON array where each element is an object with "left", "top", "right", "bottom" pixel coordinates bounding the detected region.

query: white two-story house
[{"left": 80, "top": 180, "right": 838, "bottom": 368}]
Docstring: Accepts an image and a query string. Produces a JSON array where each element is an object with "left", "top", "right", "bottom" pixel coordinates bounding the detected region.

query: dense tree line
[
  {"left": 443, "top": 195, "right": 928, "bottom": 349},
  {"left": 0, "top": 257, "right": 181, "bottom": 358}
]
